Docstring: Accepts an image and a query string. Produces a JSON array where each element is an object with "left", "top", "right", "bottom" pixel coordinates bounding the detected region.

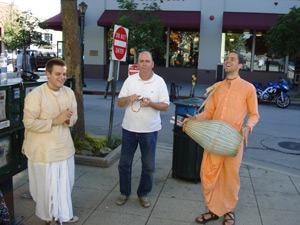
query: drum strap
[{"left": 197, "top": 83, "right": 221, "bottom": 114}]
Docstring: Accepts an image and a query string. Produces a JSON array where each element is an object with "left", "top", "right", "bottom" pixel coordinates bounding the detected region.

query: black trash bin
[{"left": 172, "top": 98, "right": 204, "bottom": 183}]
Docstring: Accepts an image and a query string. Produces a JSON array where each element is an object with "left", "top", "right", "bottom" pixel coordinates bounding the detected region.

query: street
[{"left": 84, "top": 92, "right": 300, "bottom": 177}]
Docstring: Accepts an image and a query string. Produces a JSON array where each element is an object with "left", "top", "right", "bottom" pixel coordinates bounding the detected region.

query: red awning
[
  {"left": 97, "top": 10, "right": 201, "bottom": 29},
  {"left": 223, "top": 12, "right": 284, "bottom": 31},
  {"left": 42, "top": 10, "right": 81, "bottom": 31}
]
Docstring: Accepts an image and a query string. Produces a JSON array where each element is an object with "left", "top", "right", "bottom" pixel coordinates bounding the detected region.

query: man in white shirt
[
  {"left": 16, "top": 50, "right": 23, "bottom": 77},
  {"left": 116, "top": 51, "right": 170, "bottom": 208}
]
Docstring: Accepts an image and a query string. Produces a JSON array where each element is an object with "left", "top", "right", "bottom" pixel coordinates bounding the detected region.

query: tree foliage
[
  {"left": 2, "top": 7, "right": 49, "bottom": 52},
  {"left": 111, "top": 0, "right": 165, "bottom": 62},
  {"left": 265, "top": 6, "right": 300, "bottom": 60}
]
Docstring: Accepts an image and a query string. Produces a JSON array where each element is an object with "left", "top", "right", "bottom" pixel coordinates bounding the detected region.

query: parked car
[
  {"left": 13, "top": 49, "right": 56, "bottom": 72},
  {"left": 35, "top": 49, "right": 56, "bottom": 71}
]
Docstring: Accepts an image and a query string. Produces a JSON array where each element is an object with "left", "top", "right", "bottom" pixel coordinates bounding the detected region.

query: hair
[
  {"left": 229, "top": 51, "right": 244, "bottom": 64},
  {"left": 46, "top": 58, "right": 66, "bottom": 74},
  {"left": 138, "top": 51, "right": 153, "bottom": 62}
]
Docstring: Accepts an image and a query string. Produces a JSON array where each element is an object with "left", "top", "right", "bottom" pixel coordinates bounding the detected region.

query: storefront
[{"left": 44, "top": 0, "right": 300, "bottom": 85}]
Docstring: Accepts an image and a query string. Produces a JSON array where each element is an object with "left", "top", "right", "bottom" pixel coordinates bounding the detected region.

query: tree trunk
[{"left": 61, "top": 0, "right": 85, "bottom": 139}]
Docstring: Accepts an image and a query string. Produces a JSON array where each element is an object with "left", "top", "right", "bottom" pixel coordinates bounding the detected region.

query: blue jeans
[{"left": 118, "top": 128, "right": 158, "bottom": 197}]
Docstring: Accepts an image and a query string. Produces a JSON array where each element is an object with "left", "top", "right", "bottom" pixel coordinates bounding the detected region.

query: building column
[{"left": 198, "top": 0, "right": 224, "bottom": 71}]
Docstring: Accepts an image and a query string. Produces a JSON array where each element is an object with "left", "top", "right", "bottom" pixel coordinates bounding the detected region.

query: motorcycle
[{"left": 252, "top": 77, "right": 290, "bottom": 108}]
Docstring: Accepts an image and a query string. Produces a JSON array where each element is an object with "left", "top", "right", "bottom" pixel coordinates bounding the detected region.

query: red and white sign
[
  {"left": 128, "top": 64, "right": 139, "bottom": 76},
  {"left": 112, "top": 25, "right": 129, "bottom": 61}
]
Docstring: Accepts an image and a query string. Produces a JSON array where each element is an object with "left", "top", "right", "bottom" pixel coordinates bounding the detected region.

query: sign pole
[
  {"left": 107, "top": 25, "right": 128, "bottom": 148},
  {"left": 107, "top": 60, "right": 119, "bottom": 148}
]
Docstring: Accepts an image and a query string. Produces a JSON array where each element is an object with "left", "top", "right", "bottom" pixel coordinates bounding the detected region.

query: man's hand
[
  {"left": 56, "top": 108, "right": 73, "bottom": 125},
  {"left": 242, "top": 126, "right": 251, "bottom": 147},
  {"left": 129, "top": 94, "right": 141, "bottom": 103},
  {"left": 182, "top": 114, "right": 193, "bottom": 132},
  {"left": 140, "top": 97, "right": 151, "bottom": 107}
]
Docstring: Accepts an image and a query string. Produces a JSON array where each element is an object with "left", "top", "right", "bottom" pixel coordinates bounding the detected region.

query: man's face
[
  {"left": 47, "top": 65, "right": 67, "bottom": 90},
  {"left": 137, "top": 52, "right": 154, "bottom": 75},
  {"left": 224, "top": 52, "right": 243, "bottom": 74}
]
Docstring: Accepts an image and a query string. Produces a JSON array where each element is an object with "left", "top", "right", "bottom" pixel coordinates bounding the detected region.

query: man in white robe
[{"left": 22, "top": 58, "right": 78, "bottom": 224}]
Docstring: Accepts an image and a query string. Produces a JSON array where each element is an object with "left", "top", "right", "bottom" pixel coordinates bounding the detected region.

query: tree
[
  {"left": 265, "top": 6, "right": 300, "bottom": 92},
  {"left": 2, "top": 7, "right": 48, "bottom": 71},
  {"left": 111, "top": 0, "right": 165, "bottom": 63},
  {"left": 61, "top": 0, "right": 85, "bottom": 139},
  {"left": 265, "top": 6, "right": 300, "bottom": 59}
]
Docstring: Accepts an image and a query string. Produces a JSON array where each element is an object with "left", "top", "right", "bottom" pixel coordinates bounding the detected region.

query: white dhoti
[{"left": 28, "top": 156, "right": 75, "bottom": 223}]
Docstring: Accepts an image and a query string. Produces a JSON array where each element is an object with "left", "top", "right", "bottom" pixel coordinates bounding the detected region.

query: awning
[
  {"left": 97, "top": 10, "right": 201, "bottom": 29},
  {"left": 223, "top": 12, "right": 284, "bottom": 31},
  {"left": 42, "top": 10, "right": 81, "bottom": 31}
]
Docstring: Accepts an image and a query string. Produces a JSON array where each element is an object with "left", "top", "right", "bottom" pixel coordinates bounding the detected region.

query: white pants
[{"left": 28, "top": 157, "right": 75, "bottom": 222}]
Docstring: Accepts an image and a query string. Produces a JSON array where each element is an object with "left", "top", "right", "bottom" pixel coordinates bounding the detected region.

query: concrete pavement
[{"left": 9, "top": 76, "right": 300, "bottom": 225}]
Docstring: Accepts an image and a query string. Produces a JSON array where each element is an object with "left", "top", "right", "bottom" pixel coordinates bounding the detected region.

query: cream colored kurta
[
  {"left": 196, "top": 76, "right": 259, "bottom": 216},
  {"left": 22, "top": 83, "right": 78, "bottom": 163}
]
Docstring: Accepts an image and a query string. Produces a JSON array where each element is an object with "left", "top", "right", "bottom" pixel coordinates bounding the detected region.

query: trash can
[{"left": 172, "top": 98, "right": 204, "bottom": 183}]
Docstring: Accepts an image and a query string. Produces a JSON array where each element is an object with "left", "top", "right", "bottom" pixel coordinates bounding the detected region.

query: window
[
  {"left": 43, "top": 33, "right": 53, "bottom": 44},
  {"left": 169, "top": 30, "right": 199, "bottom": 68}
]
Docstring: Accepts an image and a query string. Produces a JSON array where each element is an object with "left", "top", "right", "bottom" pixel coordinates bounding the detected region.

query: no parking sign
[{"left": 112, "top": 25, "right": 129, "bottom": 61}]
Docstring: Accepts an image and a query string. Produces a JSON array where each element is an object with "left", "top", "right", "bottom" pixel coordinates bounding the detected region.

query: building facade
[{"left": 47, "top": 0, "right": 300, "bottom": 85}]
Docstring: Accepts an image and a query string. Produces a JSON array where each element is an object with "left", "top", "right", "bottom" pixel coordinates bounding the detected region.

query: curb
[{"left": 75, "top": 145, "right": 121, "bottom": 168}]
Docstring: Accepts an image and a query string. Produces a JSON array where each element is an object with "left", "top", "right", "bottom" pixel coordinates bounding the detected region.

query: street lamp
[{"left": 79, "top": 1, "right": 87, "bottom": 87}]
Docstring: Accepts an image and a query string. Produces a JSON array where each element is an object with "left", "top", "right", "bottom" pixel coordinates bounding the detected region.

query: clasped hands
[
  {"left": 55, "top": 108, "right": 73, "bottom": 125},
  {"left": 130, "top": 94, "right": 151, "bottom": 107}
]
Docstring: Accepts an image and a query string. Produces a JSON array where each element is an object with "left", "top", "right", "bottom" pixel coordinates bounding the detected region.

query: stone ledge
[{"left": 74, "top": 145, "right": 121, "bottom": 168}]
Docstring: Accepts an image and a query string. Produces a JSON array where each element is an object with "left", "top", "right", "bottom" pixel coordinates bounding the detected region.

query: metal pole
[
  {"left": 250, "top": 30, "right": 256, "bottom": 72},
  {"left": 107, "top": 60, "right": 118, "bottom": 147},
  {"left": 81, "top": 12, "right": 87, "bottom": 87}
]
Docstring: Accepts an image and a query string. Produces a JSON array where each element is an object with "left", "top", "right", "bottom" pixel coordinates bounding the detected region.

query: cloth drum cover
[{"left": 184, "top": 119, "right": 243, "bottom": 157}]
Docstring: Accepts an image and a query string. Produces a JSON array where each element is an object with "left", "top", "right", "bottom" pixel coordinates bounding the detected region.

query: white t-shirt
[
  {"left": 17, "top": 53, "right": 23, "bottom": 66},
  {"left": 118, "top": 73, "right": 170, "bottom": 132}
]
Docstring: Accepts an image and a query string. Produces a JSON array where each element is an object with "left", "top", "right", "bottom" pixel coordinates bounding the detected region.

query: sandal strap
[
  {"left": 196, "top": 212, "right": 219, "bottom": 224},
  {"left": 224, "top": 212, "right": 235, "bottom": 224},
  {"left": 200, "top": 212, "right": 219, "bottom": 222}
]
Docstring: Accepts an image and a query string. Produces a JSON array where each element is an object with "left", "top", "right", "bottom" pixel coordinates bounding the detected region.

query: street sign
[
  {"left": 128, "top": 64, "right": 139, "bottom": 76},
  {"left": 112, "top": 25, "right": 129, "bottom": 61}
]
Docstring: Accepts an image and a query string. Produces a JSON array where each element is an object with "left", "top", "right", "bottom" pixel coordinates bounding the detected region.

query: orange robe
[{"left": 196, "top": 76, "right": 259, "bottom": 216}]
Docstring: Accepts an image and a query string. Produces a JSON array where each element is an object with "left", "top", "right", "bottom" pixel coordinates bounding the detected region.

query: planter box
[{"left": 74, "top": 145, "right": 121, "bottom": 168}]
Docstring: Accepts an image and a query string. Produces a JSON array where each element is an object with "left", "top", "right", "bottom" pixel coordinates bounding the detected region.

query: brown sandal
[
  {"left": 195, "top": 211, "right": 219, "bottom": 224},
  {"left": 223, "top": 211, "right": 235, "bottom": 225}
]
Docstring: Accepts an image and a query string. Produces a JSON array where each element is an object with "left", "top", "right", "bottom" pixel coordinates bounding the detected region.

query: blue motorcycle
[{"left": 252, "top": 78, "right": 290, "bottom": 108}]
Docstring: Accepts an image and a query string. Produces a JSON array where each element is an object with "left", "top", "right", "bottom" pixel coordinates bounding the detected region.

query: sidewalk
[
  {"left": 13, "top": 145, "right": 300, "bottom": 225},
  {"left": 11, "top": 78, "right": 300, "bottom": 225}
]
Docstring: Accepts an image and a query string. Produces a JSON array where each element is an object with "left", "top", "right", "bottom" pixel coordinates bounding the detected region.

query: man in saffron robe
[{"left": 184, "top": 51, "right": 259, "bottom": 225}]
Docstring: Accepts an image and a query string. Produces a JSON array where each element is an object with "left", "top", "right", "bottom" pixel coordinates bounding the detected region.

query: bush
[{"left": 73, "top": 133, "right": 122, "bottom": 155}]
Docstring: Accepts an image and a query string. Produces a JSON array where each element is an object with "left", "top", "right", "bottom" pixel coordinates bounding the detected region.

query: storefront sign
[{"left": 112, "top": 25, "right": 129, "bottom": 61}]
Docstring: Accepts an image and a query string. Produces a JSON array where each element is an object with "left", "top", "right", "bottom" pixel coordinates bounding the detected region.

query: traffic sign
[
  {"left": 112, "top": 25, "right": 129, "bottom": 61},
  {"left": 128, "top": 64, "right": 139, "bottom": 76}
]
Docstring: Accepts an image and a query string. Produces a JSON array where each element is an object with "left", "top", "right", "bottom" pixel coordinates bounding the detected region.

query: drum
[{"left": 184, "top": 119, "right": 243, "bottom": 157}]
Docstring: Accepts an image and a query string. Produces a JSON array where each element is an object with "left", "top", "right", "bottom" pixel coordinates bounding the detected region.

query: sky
[{"left": 1, "top": 0, "right": 61, "bottom": 19}]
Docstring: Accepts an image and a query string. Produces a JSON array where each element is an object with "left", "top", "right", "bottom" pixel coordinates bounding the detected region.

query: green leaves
[
  {"left": 265, "top": 6, "right": 300, "bottom": 59},
  {"left": 111, "top": 0, "right": 165, "bottom": 60},
  {"left": 2, "top": 7, "right": 50, "bottom": 52}
]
